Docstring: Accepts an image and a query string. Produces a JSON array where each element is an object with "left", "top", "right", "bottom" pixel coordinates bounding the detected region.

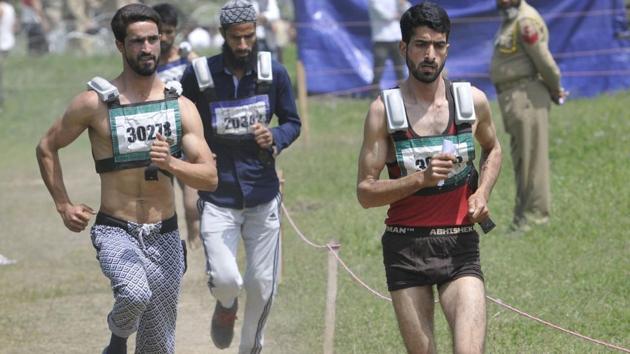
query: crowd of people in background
[
  {"left": 0, "top": 0, "right": 16, "bottom": 110},
  {"left": 15, "top": 0, "right": 135, "bottom": 55},
  {"left": 0, "top": 0, "right": 295, "bottom": 59}
]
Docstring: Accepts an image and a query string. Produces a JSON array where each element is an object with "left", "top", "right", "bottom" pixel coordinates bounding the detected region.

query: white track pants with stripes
[{"left": 200, "top": 194, "right": 281, "bottom": 354}]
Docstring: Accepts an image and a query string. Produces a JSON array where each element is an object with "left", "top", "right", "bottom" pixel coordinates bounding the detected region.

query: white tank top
[{"left": 0, "top": 2, "right": 16, "bottom": 52}]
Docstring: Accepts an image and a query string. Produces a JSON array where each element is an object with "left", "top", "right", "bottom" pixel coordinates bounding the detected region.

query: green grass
[
  {"left": 273, "top": 92, "right": 630, "bottom": 353},
  {"left": 0, "top": 49, "right": 628, "bottom": 353}
]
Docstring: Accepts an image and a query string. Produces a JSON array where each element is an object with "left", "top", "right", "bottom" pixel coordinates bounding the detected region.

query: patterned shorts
[{"left": 91, "top": 212, "right": 185, "bottom": 354}]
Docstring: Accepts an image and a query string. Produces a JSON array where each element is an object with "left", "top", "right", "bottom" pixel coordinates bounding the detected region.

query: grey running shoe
[{"left": 211, "top": 299, "right": 238, "bottom": 349}]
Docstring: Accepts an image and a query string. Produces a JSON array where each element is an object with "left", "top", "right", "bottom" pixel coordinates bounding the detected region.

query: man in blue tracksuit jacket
[{"left": 180, "top": 1, "right": 300, "bottom": 352}]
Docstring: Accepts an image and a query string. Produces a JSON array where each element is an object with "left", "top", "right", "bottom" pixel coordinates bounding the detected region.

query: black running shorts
[{"left": 382, "top": 225, "right": 484, "bottom": 291}]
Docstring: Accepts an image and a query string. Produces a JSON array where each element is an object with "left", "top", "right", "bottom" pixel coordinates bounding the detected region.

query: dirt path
[{"left": 0, "top": 149, "right": 282, "bottom": 353}]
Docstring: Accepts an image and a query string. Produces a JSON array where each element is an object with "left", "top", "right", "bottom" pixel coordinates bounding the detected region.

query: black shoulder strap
[
  {"left": 164, "top": 88, "right": 180, "bottom": 100},
  {"left": 95, "top": 158, "right": 150, "bottom": 174},
  {"left": 107, "top": 98, "right": 121, "bottom": 109},
  {"left": 256, "top": 80, "right": 272, "bottom": 95},
  {"left": 203, "top": 86, "right": 218, "bottom": 102},
  {"left": 164, "top": 80, "right": 182, "bottom": 99}
]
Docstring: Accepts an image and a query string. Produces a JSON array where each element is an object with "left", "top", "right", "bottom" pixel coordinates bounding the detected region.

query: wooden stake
[
  {"left": 277, "top": 169, "right": 285, "bottom": 284},
  {"left": 323, "top": 242, "right": 340, "bottom": 354},
  {"left": 296, "top": 60, "right": 310, "bottom": 145}
]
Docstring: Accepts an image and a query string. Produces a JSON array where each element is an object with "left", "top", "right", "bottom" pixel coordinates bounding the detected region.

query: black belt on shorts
[
  {"left": 95, "top": 212, "right": 178, "bottom": 234},
  {"left": 385, "top": 224, "right": 475, "bottom": 237}
]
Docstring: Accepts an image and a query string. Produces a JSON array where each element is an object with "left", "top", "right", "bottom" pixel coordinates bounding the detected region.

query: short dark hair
[
  {"left": 400, "top": 2, "right": 451, "bottom": 44},
  {"left": 111, "top": 3, "right": 162, "bottom": 42},
  {"left": 152, "top": 3, "right": 179, "bottom": 28}
]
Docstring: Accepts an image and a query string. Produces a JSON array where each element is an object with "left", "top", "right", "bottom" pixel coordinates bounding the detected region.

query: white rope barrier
[
  {"left": 485, "top": 295, "right": 630, "bottom": 353},
  {"left": 280, "top": 202, "right": 630, "bottom": 353}
]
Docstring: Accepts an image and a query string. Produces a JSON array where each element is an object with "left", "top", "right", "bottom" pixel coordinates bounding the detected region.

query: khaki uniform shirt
[{"left": 490, "top": 0, "right": 561, "bottom": 93}]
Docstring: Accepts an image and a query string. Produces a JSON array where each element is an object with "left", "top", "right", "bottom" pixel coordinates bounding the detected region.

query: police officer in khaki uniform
[{"left": 490, "top": 0, "right": 567, "bottom": 233}]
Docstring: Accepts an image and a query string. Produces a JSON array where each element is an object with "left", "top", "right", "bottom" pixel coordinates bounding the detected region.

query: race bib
[
  {"left": 211, "top": 95, "right": 270, "bottom": 136},
  {"left": 109, "top": 100, "right": 182, "bottom": 163},
  {"left": 394, "top": 134, "right": 475, "bottom": 186},
  {"left": 157, "top": 60, "right": 188, "bottom": 83}
]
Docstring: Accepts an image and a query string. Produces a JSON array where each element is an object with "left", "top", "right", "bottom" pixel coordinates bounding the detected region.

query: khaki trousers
[{"left": 497, "top": 79, "right": 551, "bottom": 225}]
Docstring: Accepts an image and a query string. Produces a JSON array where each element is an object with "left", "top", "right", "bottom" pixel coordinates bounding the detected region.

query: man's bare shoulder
[
  {"left": 368, "top": 94, "right": 386, "bottom": 118},
  {"left": 471, "top": 86, "right": 489, "bottom": 105},
  {"left": 176, "top": 95, "right": 204, "bottom": 134},
  {"left": 176, "top": 95, "right": 200, "bottom": 121},
  {"left": 364, "top": 94, "right": 389, "bottom": 137},
  {"left": 471, "top": 86, "right": 492, "bottom": 119},
  {"left": 64, "top": 90, "right": 106, "bottom": 123},
  {"left": 177, "top": 95, "right": 196, "bottom": 110}
]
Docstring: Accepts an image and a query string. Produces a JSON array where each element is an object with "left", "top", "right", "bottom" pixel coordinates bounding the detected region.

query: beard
[
  {"left": 222, "top": 42, "right": 257, "bottom": 71},
  {"left": 126, "top": 51, "right": 158, "bottom": 76},
  {"left": 498, "top": 0, "right": 520, "bottom": 19},
  {"left": 499, "top": 7, "right": 519, "bottom": 20},
  {"left": 160, "top": 41, "right": 173, "bottom": 56},
  {"left": 406, "top": 54, "right": 446, "bottom": 84}
]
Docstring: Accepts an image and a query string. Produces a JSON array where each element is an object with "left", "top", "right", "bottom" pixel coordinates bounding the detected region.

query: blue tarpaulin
[{"left": 294, "top": 0, "right": 630, "bottom": 98}]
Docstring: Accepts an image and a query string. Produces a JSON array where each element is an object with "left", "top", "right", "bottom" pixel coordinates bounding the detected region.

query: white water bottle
[{"left": 438, "top": 139, "right": 457, "bottom": 187}]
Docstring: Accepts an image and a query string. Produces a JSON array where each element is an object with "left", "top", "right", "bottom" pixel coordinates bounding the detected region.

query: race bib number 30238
[
  {"left": 109, "top": 100, "right": 181, "bottom": 163},
  {"left": 211, "top": 95, "right": 270, "bottom": 136}
]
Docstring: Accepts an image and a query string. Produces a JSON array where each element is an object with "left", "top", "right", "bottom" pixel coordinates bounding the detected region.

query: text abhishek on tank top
[{"left": 385, "top": 79, "right": 479, "bottom": 228}]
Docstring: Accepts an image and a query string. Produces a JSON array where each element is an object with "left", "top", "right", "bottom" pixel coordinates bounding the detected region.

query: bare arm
[
  {"left": 150, "top": 97, "right": 217, "bottom": 191},
  {"left": 36, "top": 92, "right": 98, "bottom": 232},
  {"left": 467, "top": 88, "right": 502, "bottom": 222},
  {"left": 356, "top": 96, "right": 455, "bottom": 208}
]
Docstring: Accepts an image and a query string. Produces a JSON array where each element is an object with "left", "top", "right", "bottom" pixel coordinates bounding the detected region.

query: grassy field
[{"left": 0, "top": 48, "right": 628, "bottom": 353}]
